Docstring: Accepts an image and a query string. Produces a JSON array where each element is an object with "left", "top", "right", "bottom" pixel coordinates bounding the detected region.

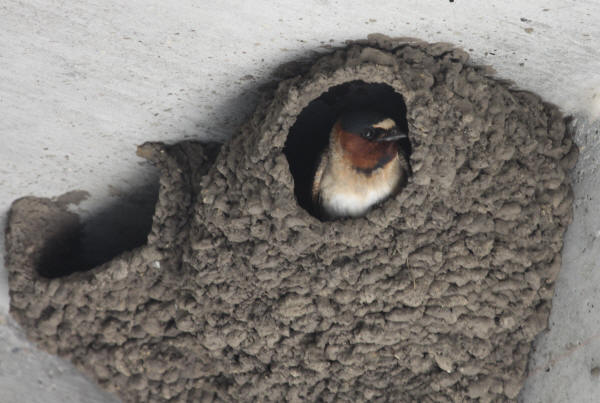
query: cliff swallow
[{"left": 311, "top": 110, "right": 410, "bottom": 220}]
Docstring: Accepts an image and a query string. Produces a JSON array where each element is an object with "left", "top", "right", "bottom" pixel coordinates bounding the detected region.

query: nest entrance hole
[{"left": 283, "top": 80, "right": 411, "bottom": 219}]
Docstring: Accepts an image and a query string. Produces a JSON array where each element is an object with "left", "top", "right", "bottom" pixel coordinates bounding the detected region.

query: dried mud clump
[{"left": 5, "top": 35, "right": 577, "bottom": 402}]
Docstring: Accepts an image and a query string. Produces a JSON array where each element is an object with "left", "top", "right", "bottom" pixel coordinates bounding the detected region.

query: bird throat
[
  {"left": 337, "top": 128, "right": 398, "bottom": 175},
  {"left": 353, "top": 152, "right": 396, "bottom": 175}
]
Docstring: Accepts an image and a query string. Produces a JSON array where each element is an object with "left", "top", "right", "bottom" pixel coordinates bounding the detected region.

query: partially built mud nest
[{"left": 5, "top": 35, "right": 578, "bottom": 402}]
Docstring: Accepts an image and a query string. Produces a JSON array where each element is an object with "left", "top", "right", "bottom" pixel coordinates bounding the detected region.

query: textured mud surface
[{"left": 5, "top": 35, "right": 577, "bottom": 402}]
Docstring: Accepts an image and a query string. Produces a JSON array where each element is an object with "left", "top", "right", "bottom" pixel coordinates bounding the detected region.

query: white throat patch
[{"left": 323, "top": 182, "right": 395, "bottom": 217}]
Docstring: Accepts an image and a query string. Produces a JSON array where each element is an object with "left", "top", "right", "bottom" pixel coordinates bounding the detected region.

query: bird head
[
  {"left": 334, "top": 110, "right": 408, "bottom": 172},
  {"left": 339, "top": 110, "right": 407, "bottom": 143}
]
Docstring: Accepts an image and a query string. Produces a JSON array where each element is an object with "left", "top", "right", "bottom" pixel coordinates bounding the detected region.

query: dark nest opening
[{"left": 283, "top": 80, "right": 411, "bottom": 220}]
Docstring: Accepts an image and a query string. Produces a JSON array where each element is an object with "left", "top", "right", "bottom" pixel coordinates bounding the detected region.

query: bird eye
[{"left": 365, "top": 130, "right": 374, "bottom": 138}]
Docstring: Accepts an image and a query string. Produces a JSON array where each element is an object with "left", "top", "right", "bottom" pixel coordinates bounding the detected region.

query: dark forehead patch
[{"left": 339, "top": 110, "right": 392, "bottom": 133}]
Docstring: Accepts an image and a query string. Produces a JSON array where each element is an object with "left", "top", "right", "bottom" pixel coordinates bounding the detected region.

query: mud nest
[{"left": 5, "top": 35, "right": 578, "bottom": 402}]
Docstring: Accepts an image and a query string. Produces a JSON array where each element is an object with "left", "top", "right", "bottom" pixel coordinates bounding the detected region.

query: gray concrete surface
[{"left": 1, "top": 0, "right": 599, "bottom": 401}]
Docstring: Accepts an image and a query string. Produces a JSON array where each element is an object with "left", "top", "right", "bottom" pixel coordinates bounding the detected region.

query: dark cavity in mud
[{"left": 283, "top": 80, "right": 411, "bottom": 219}]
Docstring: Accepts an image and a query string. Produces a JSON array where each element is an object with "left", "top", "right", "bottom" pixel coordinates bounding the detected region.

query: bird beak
[{"left": 375, "top": 128, "right": 408, "bottom": 142}]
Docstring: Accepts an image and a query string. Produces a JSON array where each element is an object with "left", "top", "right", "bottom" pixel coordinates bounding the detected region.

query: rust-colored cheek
[{"left": 338, "top": 126, "right": 397, "bottom": 170}]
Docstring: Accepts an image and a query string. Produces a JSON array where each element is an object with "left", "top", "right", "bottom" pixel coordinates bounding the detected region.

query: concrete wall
[{"left": 1, "top": 1, "right": 599, "bottom": 401}]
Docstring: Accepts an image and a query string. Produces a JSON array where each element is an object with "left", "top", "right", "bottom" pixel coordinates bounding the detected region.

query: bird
[{"left": 311, "top": 109, "right": 410, "bottom": 220}]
